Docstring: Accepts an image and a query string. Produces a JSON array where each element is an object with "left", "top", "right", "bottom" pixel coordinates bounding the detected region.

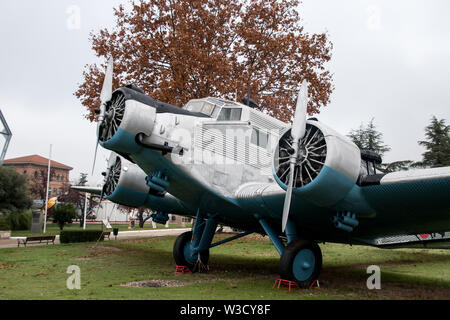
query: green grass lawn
[
  {"left": 10, "top": 223, "right": 192, "bottom": 237},
  {"left": 0, "top": 234, "right": 449, "bottom": 300}
]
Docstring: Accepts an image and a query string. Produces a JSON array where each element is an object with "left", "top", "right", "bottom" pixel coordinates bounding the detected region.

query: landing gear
[
  {"left": 173, "top": 231, "right": 210, "bottom": 272},
  {"left": 256, "top": 216, "right": 322, "bottom": 289},
  {"left": 173, "top": 212, "right": 257, "bottom": 273},
  {"left": 279, "top": 239, "right": 322, "bottom": 289}
]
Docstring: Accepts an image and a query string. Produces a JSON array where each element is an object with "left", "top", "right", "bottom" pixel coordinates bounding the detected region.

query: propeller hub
[
  {"left": 105, "top": 109, "right": 114, "bottom": 122},
  {"left": 298, "top": 146, "right": 308, "bottom": 163}
]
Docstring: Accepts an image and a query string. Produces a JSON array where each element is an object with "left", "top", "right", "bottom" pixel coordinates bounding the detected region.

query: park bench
[
  {"left": 17, "top": 235, "right": 56, "bottom": 247},
  {"left": 103, "top": 231, "right": 111, "bottom": 240}
]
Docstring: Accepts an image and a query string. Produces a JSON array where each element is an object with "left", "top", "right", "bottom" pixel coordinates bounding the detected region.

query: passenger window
[
  {"left": 251, "top": 128, "right": 269, "bottom": 149},
  {"left": 217, "top": 108, "right": 242, "bottom": 121},
  {"left": 230, "top": 108, "right": 242, "bottom": 121}
]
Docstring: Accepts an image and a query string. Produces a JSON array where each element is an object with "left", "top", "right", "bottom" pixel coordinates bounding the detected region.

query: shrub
[
  {"left": 0, "top": 216, "right": 9, "bottom": 231},
  {"left": 53, "top": 203, "right": 77, "bottom": 230},
  {"left": 0, "top": 210, "right": 32, "bottom": 231},
  {"left": 60, "top": 230, "right": 104, "bottom": 244},
  {"left": 0, "top": 166, "right": 32, "bottom": 213},
  {"left": 7, "top": 210, "right": 32, "bottom": 231}
]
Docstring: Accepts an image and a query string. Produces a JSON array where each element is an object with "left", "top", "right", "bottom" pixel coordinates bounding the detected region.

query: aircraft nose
[{"left": 99, "top": 88, "right": 157, "bottom": 155}]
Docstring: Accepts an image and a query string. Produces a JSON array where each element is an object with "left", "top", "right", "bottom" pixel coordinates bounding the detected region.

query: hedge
[
  {"left": 60, "top": 230, "right": 104, "bottom": 243},
  {"left": 0, "top": 216, "right": 9, "bottom": 231},
  {"left": 0, "top": 210, "right": 32, "bottom": 231}
]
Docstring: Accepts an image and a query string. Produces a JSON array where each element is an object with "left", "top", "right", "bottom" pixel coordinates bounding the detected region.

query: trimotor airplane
[{"left": 86, "top": 59, "right": 450, "bottom": 288}]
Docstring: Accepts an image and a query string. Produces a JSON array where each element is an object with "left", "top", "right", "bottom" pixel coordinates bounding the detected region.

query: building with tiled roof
[{"left": 3, "top": 155, "right": 73, "bottom": 199}]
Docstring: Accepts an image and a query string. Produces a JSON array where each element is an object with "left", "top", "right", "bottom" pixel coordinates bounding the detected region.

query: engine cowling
[
  {"left": 103, "top": 153, "right": 195, "bottom": 215},
  {"left": 99, "top": 87, "right": 157, "bottom": 155},
  {"left": 273, "top": 120, "right": 361, "bottom": 207},
  {"left": 103, "top": 153, "right": 151, "bottom": 208}
]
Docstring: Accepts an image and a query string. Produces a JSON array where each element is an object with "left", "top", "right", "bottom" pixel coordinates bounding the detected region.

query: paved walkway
[{"left": 0, "top": 228, "right": 192, "bottom": 249}]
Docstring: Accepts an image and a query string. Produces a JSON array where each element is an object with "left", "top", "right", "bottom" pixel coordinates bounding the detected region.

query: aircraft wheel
[
  {"left": 173, "top": 231, "right": 209, "bottom": 272},
  {"left": 279, "top": 239, "right": 322, "bottom": 289}
]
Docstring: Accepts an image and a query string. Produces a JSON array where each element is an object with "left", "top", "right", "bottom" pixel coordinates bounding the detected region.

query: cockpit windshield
[
  {"left": 184, "top": 100, "right": 220, "bottom": 117},
  {"left": 184, "top": 98, "right": 243, "bottom": 120}
]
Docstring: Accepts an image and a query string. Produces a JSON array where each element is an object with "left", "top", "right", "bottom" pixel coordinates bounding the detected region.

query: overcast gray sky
[{"left": 1, "top": 0, "right": 449, "bottom": 186}]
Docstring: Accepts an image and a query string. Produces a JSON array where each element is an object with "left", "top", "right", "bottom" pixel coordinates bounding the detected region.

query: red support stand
[
  {"left": 273, "top": 279, "right": 299, "bottom": 292},
  {"left": 273, "top": 279, "right": 320, "bottom": 292},
  {"left": 309, "top": 279, "right": 320, "bottom": 289},
  {"left": 175, "top": 266, "right": 192, "bottom": 274}
]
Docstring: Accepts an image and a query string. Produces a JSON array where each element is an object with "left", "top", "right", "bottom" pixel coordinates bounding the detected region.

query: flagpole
[
  {"left": 83, "top": 193, "right": 88, "bottom": 230},
  {"left": 43, "top": 144, "right": 52, "bottom": 234}
]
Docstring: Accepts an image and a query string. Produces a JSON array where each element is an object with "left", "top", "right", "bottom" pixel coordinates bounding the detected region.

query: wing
[
  {"left": 71, "top": 186, "right": 103, "bottom": 196},
  {"left": 233, "top": 166, "right": 450, "bottom": 244},
  {"left": 355, "top": 167, "right": 450, "bottom": 238}
]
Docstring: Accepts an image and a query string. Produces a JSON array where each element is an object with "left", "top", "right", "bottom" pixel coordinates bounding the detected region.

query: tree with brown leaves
[{"left": 76, "top": 0, "right": 333, "bottom": 123}]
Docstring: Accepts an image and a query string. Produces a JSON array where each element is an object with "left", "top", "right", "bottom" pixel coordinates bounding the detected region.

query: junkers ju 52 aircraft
[{"left": 87, "top": 59, "right": 450, "bottom": 288}]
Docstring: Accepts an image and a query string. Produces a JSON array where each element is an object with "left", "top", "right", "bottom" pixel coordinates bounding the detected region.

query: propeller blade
[
  {"left": 281, "top": 81, "right": 309, "bottom": 232},
  {"left": 100, "top": 58, "right": 114, "bottom": 105},
  {"left": 291, "top": 81, "right": 309, "bottom": 141},
  {"left": 92, "top": 139, "right": 100, "bottom": 175},
  {"left": 282, "top": 159, "right": 296, "bottom": 232},
  {"left": 92, "top": 58, "right": 114, "bottom": 176}
]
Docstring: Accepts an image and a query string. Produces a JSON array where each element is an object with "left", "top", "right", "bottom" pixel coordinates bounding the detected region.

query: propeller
[
  {"left": 281, "top": 81, "right": 309, "bottom": 232},
  {"left": 92, "top": 58, "right": 114, "bottom": 175}
]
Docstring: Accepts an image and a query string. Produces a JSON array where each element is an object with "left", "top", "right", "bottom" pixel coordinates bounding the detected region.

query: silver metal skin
[
  {"left": 96, "top": 82, "right": 364, "bottom": 217},
  {"left": 316, "top": 121, "right": 361, "bottom": 182},
  {"left": 97, "top": 86, "right": 361, "bottom": 211},
  {"left": 103, "top": 95, "right": 288, "bottom": 198},
  {"left": 120, "top": 99, "right": 156, "bottom": 137}
]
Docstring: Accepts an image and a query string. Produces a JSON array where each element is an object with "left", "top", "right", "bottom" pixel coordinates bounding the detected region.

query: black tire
[
  {"left": 279, "top": 239, "right": 322, "bottom": 289},
  {"left": 173, "top": 231, "right": 209, "bottom": 272}
]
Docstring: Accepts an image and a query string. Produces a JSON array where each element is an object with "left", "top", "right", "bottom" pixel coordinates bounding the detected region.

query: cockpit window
[
  {"left": 184, "top": 101, "right": 217, "bottom": 117},
  {"left": 211, "top": 106, "right": 221, "bottom": 118},
  {"left": 185, "top": 101, "right": 203, "bottom": 113},
  {"left": 217, "top": 108, "right": 242, "bottom": 121},
  {"left": 202, "top": 103, "right": 214, "bottom": 116}
]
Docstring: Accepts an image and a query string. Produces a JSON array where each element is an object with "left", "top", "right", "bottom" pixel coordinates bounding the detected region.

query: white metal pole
[
  {"left": 83, "top": 193, "right": 88, "bottom": 230},
  {"left": 43, "top": 144, "right": 52, "bottom": 234}
]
